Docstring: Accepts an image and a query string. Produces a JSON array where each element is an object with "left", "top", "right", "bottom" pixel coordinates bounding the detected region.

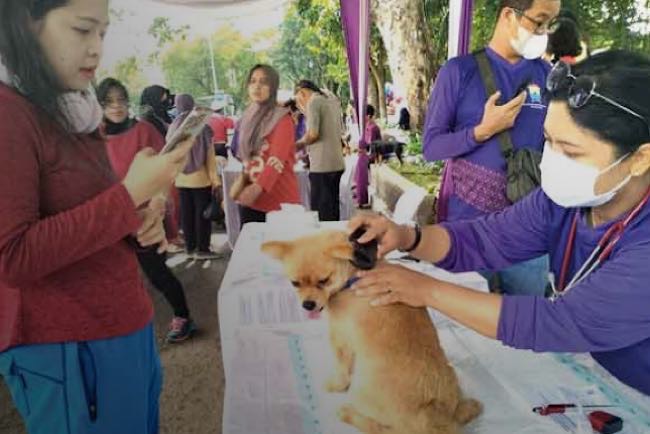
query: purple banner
[
  {"left": 340, "top": 0, "right": 370, "bottom": 143},
  {"left": 457, "top": 0, "right": 474, "bottom": 56}
]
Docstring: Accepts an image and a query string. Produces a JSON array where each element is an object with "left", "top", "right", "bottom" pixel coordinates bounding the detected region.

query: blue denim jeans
[{"left": 481, "top": 255, "right": 549, "bottom": 296}]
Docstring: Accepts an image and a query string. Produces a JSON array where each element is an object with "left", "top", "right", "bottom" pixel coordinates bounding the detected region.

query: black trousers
[
  {"left": 239, "top": 206, "right": 266, "bottom": 229},
  {"left": 178, "top": 187, "right": 213, "bottom": 253},
  {"left": 214, "top": 142, "right": 227, "bottom": 158},
  {"left": 137, "top": 249, "right": 190, "bottom": 318},
  {"left": 309, "top": 170, "right": 344, "bottom": 221}
]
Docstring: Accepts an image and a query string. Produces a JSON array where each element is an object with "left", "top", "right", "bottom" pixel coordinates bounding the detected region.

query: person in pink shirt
[
  {"left": 98, "top": 77, "right": 196, "bottom": 343},
  {"left": 355, "top": 105, "right": 381, "bottom": 207}
]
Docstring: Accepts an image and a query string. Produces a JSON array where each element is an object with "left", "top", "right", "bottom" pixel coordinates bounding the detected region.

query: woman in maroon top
[
  {"left": 98, "top": 77, "right": 196, "bottom": 343},
  {"left": 0, "top": 1, "right": 194, "bottom": 432}
]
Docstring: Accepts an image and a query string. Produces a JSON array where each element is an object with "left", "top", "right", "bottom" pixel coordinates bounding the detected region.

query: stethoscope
[{"left": 550, "top": 188, "right": 650, "bottom": 301}]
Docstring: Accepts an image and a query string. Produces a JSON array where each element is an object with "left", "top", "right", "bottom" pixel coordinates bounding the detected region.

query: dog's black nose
[{"left": 302, "top": 300, "right": 316, "bottom": 311}]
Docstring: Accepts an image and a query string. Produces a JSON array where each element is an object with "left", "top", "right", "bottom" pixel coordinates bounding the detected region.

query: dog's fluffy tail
[{"left": 453, "top": 398, "right": 482, "bottom": 425}]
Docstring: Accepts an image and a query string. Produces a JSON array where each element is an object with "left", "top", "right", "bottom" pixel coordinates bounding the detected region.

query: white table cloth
[{"left": 218, "top": 222, "right": 650, "bottom": 434}]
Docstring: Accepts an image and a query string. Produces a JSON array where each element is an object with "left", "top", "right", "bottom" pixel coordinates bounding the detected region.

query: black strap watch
[{"left": 399, "top": 223, "right": 422, "bottom": 253}]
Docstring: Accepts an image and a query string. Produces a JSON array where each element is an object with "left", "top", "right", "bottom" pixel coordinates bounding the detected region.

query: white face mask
[
  {"left": 540, "top": 143, "right": 631, "bottom": 208},
  {"left": 510, "top": 23, "right": 549, "bottom": 59}
]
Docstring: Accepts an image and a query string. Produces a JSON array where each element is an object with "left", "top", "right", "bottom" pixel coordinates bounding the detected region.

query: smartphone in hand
[{"left": 160, "top": 106, "right": 212, "bottom": 154}]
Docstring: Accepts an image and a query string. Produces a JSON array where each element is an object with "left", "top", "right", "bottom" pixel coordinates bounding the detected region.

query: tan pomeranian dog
[{"left": 261, "top": 230, "right": 482, "bottom": 434}]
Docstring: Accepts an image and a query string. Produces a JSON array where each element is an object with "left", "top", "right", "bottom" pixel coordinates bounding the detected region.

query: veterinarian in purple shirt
[
  {"left": 423, "top": 0, "right": 561, "bottom": 296},
  {"left": 351, "top": 50, "right": 650, "bottom": 396}
]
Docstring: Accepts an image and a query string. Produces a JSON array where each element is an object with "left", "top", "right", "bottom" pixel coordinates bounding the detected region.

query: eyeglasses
[
  {"left": 512, "top": 8, "right": 560, "bottom": 35},
  {"left": 547, "top": 61, "right": 650, "bottom": 138}
]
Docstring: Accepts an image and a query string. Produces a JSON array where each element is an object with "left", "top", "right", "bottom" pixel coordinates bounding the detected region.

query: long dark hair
[
  {"left": 96, "top": 77, "right": 129, "bottom": 105},
  {"left": 246, "top": 64, "right": 280, "bottom": 145},
  {"left": 295, "top": 79, "right": 325, "bottom": 96},
  {"left": 97, "top": 77, "right": 135, "bottom": 135},
  {"left": 550, "top": 50, "right": 650, "bottom": 157},
  {"left": 0, "top": 0, "right": 70, "bottom": 127},
  {"left": 547, "top": 18, "right": 582, "bottom": 61}
]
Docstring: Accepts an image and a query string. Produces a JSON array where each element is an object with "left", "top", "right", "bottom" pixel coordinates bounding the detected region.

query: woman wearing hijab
[
  {"left": 234, "top": 64, "right": 300, "bottom": 226},
  {"left": 140, "top": 84, "right": 183, "bottom": 244},
  {"left": 140, "top": 84, "right": 173, "bottom": 137},
  {"left": 168, "top": 94, "right": 221, "bottom": 260},
  {"left": 98, "top": 78, "right": 196, "bottom": 343}
]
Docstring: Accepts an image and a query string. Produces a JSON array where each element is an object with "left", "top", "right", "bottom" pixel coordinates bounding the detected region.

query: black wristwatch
[{"left": 399, "top": 224, "right": 421, "bottom": 253}]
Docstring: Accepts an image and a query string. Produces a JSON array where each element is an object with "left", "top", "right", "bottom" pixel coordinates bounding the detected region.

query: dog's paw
[
  {"left": 325, "top": 374, "right": 350, "bottom": 393},
  {"left": 337, "top": 404, "right": 355, "bottom": 424}
]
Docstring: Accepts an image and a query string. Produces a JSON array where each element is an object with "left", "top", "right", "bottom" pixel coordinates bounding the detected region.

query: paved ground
[{"left": 0, "top": 233, "right": 230, "bottom": 434}]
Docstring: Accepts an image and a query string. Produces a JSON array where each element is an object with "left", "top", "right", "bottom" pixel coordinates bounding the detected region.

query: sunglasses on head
[{"left": 546, "top": 61, "right": 650, "bottom": 138}]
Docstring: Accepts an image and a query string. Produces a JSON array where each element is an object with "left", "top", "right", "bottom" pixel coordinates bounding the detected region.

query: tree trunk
[
  {"left": 377, "top": 65, "right": 387, "bottom": 121},
  {"left": 368, "top": 63, "right": 380, "bottom": 113},
  {"left": 371, "top": 0, "right": 435, "bottom": 130},
  {"left": 369, "top": 62, "right": 387, "bottom": 122}
]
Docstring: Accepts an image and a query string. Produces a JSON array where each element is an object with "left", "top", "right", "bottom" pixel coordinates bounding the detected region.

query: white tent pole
[{"left": 448, "top": 0, "right": 461, "bottom": 59}]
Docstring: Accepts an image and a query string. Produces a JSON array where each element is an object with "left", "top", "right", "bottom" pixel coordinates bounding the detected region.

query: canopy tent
[
  {"left": 340, "top": 0, "right": 370, "bottom": 141},
  {"left": 151, "top": 0, "right": 475, "bottom": 140}
]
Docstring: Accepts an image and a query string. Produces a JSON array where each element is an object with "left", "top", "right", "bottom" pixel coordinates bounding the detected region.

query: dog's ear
[
  {"left": 261, "top": 241, "right": 293, "bottom": 260},
  {"left": 326, "top": 241, "right": 354, "bottom": 261}
]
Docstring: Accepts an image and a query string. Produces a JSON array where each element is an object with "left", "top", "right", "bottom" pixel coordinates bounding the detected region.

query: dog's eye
[
  {"left": 291, "top": 280, "right": 300, "bottom": 287},
  {"left": 317, "top": 277, "right": 330, "bottom": 288}
]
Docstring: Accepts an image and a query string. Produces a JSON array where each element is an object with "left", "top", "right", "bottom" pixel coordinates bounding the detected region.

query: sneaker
[
  {"left": 194, "top": 250, "right": 222, "bottom": 260},
  {"left": 166, "top": 243, "right": 184, "bottom": 254},
  {"left": 166, "top": 317, "right": 196, "bottom": 343}
]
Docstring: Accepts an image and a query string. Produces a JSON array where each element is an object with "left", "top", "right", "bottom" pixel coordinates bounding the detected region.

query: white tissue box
[{"left": 265, "top": 204, "right": 320, "bottom": 241}]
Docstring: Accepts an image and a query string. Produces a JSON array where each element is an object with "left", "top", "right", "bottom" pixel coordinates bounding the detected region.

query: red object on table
[
  {"left": 588, "top": 411, "right": 623, "bottom": 434},
  {"left": 532, "top": 404, "right": 616, "bottom": 416}
]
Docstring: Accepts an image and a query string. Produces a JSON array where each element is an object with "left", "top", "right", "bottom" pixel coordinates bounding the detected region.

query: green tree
[
  {"left": 272, "top": 0, "right": 349, "bottom": 100},
  {"left": 148, "top": 17, "right": 190, "bottom": 63},
  {"left": 424, "top": 0, "right": 451, "bottom": 74},
  {"left": 471, "top": 0, "right": 650, "bottom": 53},
  {"left": 160, "top": 24, "right": 268, "bottom": 111},
  {"left": 112, "top": 56, "right": 147, "bottom": 103},
  {"left": 369, "top": 24, "right": 390, "bottom": 121},
  {"left": 161, "top": 38, "right": 214, "bottom": 99}
]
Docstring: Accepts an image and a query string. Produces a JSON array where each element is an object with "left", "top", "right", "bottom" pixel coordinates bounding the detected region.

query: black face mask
[
  {"left": 348, "top": 226, "right": 378, "bottom": 270},
  {"left": 103, "top": 118, "right": 135, "bottom": 136},
  {"left": 164, "top": 94, "right": 175, "bottom": 111}
]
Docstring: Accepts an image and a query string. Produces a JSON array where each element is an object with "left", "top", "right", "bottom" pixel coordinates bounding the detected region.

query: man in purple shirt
[
  {"left": 351, "top": 50, "right": 650, "bottom": 397},
  {"left": 423, "top": 0, "right": 561, "bottom": 296}
]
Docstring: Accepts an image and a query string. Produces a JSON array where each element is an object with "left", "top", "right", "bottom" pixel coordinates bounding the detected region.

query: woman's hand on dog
[
  {"left": 353, "top": 263, "right": 435, "bottom": 308},
  {"left": 348, "top": 213, "right": 413, "bottom": 258}
]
